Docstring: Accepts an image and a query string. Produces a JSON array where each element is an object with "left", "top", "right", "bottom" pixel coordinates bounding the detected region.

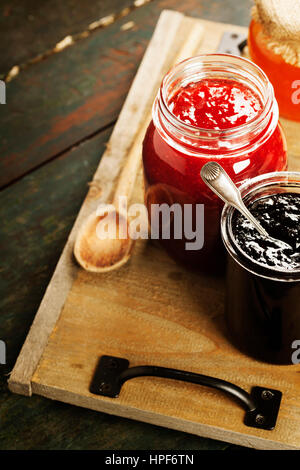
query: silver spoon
[{"left": 200, "top": 161, "right": 292, "bottom": 250}]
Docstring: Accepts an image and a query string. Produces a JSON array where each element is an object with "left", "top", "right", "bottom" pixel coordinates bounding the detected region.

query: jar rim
[
  {"left": 153, "top": 53, "right": 279, "bottom": 157},
  {"left": 161, "top": 54, "right": 272, "bottom": 135},
  {"left": 221, "top": 171, "right": 300, "bottom": 282}
]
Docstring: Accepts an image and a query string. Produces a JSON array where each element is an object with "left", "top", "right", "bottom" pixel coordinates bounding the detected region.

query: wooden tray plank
[
  {"left": 30, "top": 239, "right": 300, "bottom": 450},
  {"left": 9, "top": 11, "right": 300, "bottom": 450}
]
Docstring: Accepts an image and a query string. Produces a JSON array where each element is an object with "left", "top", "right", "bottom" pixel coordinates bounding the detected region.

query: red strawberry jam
[
  {"left": 142, "top": 56, "right": 287, "bottom": 272},
  {"left": 168, "top": 78, "right": 262, "bottom": 130}
]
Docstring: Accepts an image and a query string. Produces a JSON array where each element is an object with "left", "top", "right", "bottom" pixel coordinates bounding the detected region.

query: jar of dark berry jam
[
  {"left": 142, "top": 54, "right": 287, "bottom": 273},
  {"left": 221, "top": 171, "right": 300, "bottom": 364}
]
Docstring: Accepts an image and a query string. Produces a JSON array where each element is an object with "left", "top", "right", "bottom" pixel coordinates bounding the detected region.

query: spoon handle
[{"left": 201, "top": 162, "right": 269, "bottom": 238}]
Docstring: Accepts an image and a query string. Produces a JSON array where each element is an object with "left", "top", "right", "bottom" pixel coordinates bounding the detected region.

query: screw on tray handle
[{"left": 90, "top": 356, "right": 282, "bottom": 430}]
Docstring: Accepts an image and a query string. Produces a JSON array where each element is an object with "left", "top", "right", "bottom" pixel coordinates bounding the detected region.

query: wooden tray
[{"left": 9, "top": 10, "right": 300, "bottom": 450}]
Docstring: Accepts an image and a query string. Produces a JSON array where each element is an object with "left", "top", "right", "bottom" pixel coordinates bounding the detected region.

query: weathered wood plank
[
  {"left": 0, "top": 0, "right": 135, "bottom": 76},
  {"left": 0, "top": 0, "right": 253, "bottom": 76},
  {"left": 0, "top": 0, "right": 252, "bottom": 189},
  {"left": 0, "top": 129, "right": 112, "bottom": 364}
]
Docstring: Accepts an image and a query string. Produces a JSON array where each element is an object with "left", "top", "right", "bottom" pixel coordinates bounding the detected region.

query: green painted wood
[
  {"left": 0, "top": 130, "right": 112, "bottom": 364},
  {"left": 0, "top": 0, "right": 135, "bottom": 76},
  {"left": 0, "top": 9, "right": 148, "bottom": 189},
  {"left": 0, "top": 0, "right": 252, "bottom": 189},
  {"left": 0, "top": 127, "right": 229, "bottom": 450}
]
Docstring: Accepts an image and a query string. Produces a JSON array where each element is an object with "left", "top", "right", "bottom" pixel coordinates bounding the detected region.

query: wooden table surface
[{"left": 0, "top": 0, "right": 255, "bottom": 450}]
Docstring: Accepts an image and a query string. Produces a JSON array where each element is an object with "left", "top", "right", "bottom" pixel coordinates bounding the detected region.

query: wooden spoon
[
  {"left": 74, "top": 22, "right": 204, "bottom": 273},
  {"left": 74, "top": 129, "right": 143, "bottom": 272}
]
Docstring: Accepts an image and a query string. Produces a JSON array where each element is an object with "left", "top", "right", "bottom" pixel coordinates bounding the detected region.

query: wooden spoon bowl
[{"left": 74, "top": 207, "right": 133, "bottom": 273}]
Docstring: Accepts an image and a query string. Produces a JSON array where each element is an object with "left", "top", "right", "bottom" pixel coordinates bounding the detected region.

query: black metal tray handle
[{"left": 90, "top": 355, "right": 282, "bottom": 430}]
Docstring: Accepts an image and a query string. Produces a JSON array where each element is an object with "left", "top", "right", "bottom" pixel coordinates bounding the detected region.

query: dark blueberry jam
[
  {"left": 225, "top": 192, "right": 300, "bottom": 364},
  {"left": 232, "top": 193, "right": 300, "bottom": 271}
]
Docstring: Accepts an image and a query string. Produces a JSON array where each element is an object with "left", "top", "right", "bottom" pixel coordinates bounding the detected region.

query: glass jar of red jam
[
  {"left": 221, "top": 172, "right": 300, "bottom": 364},
  {"left": 142, "top": 54, "right": 287, "bottom": 273},
  {"left": 248, "top": 18, "right": 300, "bottom": 122}
]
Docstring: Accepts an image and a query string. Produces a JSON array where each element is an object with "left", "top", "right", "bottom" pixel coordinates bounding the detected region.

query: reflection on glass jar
[
  {"left": 221, "top": 172, "right": 300, "bottom": 364},
  {"left": 143, "top": 55, "right": 287, "bottom": 273}
]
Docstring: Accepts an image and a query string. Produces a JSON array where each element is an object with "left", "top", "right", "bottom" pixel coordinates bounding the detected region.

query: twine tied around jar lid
[{"left": 252, "top": 0, "right": 300, "bottom": 66}]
